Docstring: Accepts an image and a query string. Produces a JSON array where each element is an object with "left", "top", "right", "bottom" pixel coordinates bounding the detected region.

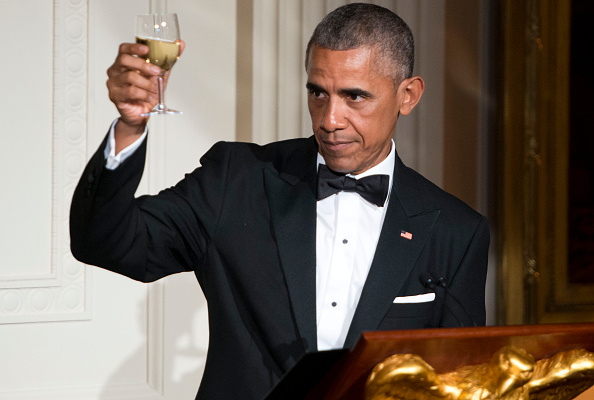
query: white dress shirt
[
  {"left": 104, "top": 120, "right": 148, "bottom": 170},
  {"left": 315, "top": 143, "right": 394, "bottom": 350},
  {"left": 104, "top": 120, "right": 395, "bottom": 351}
]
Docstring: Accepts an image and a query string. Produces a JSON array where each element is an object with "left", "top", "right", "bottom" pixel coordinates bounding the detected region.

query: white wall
[{"left": 0, "top": 0, "right": 235, "bottom": 398}]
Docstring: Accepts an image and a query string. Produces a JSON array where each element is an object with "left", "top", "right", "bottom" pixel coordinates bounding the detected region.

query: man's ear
[{"left": 398, "top": 76, "right": 425, "bottom": 115}]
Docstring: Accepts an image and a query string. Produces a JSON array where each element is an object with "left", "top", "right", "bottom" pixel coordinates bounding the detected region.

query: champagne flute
[{"left": 136, "top": 13, "right": 182, "bottom": 115}]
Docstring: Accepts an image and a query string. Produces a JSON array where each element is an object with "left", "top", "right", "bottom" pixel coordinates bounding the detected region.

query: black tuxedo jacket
[{"left": 70, "top": 135, "right": 489, "bottom": 399}]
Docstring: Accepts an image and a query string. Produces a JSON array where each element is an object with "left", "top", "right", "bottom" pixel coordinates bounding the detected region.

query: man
[{"left": 70, "top": 3, "right": 489, "bottom": 399}]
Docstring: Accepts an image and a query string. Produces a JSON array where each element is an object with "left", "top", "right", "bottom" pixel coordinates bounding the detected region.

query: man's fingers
[
  {"left": 118, "top": 42, "right": 148, "bottom": 57},
  {"left": 109, "top": 53, "right": 162, "bottom": 78},
  {"left": 108, "top": 76, "right": 159, "bottom": 104},
  {"left": 120, "top": 70, "right": 159, "bottom": 93},
  {"left": 107, "top": 70, "right": 158, "bottom": 99},
  {"left": 108, "top": 42, "right": 162, "bottom": 79},
  {"left": 109, "top": 84, "right": 158, "bottom": 108}
]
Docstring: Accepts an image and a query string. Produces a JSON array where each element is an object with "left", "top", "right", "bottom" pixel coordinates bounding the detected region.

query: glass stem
[{"left": 156, "top": 75, "right": 165, "bottom": 111}]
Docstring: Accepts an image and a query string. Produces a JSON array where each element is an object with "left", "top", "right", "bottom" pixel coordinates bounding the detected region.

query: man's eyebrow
[
  {"left": 339, "top": 88, "right": 373, "bottom": 98},
  {"left": 306, "top": 82, "right": 325, "bottom": 93},
  {"left": 306, "top": 82, "right": 374, "bottom": 99}
]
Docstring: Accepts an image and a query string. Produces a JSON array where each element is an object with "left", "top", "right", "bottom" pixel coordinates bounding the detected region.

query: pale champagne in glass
[{"left": 136, "top": 13, "right": 181, "bottom": 115}]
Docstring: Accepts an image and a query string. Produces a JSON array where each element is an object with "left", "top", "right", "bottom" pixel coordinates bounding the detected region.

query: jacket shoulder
[
  {"left": 397, "top": 159, "right": 487, "bottom": 230},
  {"left": 202, "top": 137, "right": 317, "bottom": 174}
]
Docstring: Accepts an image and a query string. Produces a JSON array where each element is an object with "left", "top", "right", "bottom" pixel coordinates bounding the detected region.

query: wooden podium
[{"left": 265, "top": 323, "right": 594, "bottom": 400}]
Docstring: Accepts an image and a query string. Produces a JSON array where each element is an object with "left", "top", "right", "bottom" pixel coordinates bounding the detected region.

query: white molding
[
  {"left": 252, "top": 0, "right": 326, "bottom": 144},
  {"left": 0, "top": 0, "right": 91, "bottom": 324},
  {"left": 0, "top": 383, "right": 163, "bottom": 400},
  {"left": 277, "top": 1, "right": 304, "bottom": 141},
  {"left": 147, "top": 281, "right": 166, "bottom": 396},
  {"left": 252, "top": 0, "right": 279, "bottom": 144},
  {"left": 300, "top": 1, "right": 325, "bottom": 137},
  {"left": 149, "top": 0, "right": 168, "bottom": 14},
  {"left": 144, "top": 3, "right": 168, "bottom": 396}
]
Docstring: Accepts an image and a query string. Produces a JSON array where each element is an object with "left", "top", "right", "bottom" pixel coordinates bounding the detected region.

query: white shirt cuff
[{"left": 104, "top": 119, "right": 148, "bottom": 170}]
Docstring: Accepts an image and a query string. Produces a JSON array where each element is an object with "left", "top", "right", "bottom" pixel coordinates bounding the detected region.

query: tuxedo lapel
[
  {"left": 264, "top": 139, "right": 319, "bottom": 353},
  {"left": 344, "top": 156, "right": 440, "bottom": 348}
]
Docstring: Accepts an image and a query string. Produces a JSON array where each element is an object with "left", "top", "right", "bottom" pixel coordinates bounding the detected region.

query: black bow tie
[{"left": 316, "top": 164, "right": 389, "bottom": 207}]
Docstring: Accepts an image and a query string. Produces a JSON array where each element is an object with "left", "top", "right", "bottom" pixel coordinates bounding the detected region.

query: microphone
[
  {"left": 420, "top": 272, "right": 442, "bottom": 290},
  {"left": 420, "top": 272, "right": 478, "bottom": 327}
]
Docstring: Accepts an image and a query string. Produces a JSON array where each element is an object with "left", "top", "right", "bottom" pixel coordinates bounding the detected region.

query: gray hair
[{"left": 305, "top": 3, "right": 415, "bottom": 84}]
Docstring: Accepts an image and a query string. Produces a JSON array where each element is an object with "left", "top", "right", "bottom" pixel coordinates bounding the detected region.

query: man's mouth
[{"left": 321, "top": 140, "right": 353, "bottom": 152}]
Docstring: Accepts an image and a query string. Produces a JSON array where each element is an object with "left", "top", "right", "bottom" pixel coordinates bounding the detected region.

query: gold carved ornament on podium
[{"left": 365, "top": 346, "right": 594, "bottom": 400}]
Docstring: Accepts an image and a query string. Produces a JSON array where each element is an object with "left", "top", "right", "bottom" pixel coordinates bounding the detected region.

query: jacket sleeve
[{"left": 70, "top": 133, "right": 231, "bottom": 282}]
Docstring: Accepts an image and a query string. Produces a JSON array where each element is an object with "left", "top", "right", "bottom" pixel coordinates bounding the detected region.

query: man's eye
[
  {"left": 349, "top": 94, "right": 364, "bottom": 101},
  {"left": 309, "top": 89, "right": 324, "bottom": 98}
]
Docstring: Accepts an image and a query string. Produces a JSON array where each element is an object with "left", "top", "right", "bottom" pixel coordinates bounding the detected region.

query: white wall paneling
[
  {"left": 0, "top": 0, "right": 237, "bottom": 397},
  {"left": 0, "top": 0, "right": 90, "bottom": 324},
  {"left": 252, "top": 0, "right": 279, "bottom": 144}
]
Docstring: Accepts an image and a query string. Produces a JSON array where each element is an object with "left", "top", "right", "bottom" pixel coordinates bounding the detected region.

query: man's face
[{"left": 306, "top": 45, "right": 402, "bottom": 175}]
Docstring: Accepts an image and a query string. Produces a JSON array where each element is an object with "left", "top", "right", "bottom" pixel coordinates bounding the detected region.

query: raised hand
[{"left": 106, "top": 41, "right": 185, "bottom": 151}]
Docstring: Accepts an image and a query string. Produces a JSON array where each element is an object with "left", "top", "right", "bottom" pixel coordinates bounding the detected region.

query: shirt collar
[{"left": 316, "top": 139, "right": 395, "bottom": 204}]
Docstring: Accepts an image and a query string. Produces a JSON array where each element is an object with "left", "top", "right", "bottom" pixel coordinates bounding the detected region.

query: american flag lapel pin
[{"left": 400, "top": 230, "right": 413, "bottom": 240}]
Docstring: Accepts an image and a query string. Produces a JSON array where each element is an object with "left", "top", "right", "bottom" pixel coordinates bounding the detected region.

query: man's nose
[{"left": 320, "top": 98, "right": 347, "bottom": 132}]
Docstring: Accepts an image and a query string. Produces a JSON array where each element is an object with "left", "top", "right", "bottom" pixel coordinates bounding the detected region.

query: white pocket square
[{"left": 393, "top": 293, "right": 435, "bottom": 303}]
